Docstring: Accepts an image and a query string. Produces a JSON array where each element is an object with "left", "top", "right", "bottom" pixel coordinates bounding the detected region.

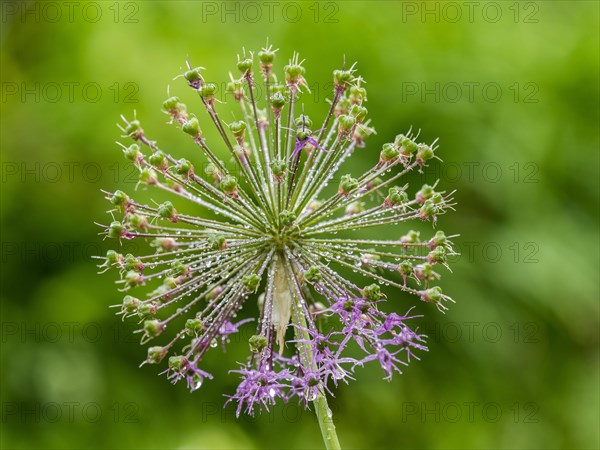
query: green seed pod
[
  {"left": 397, "top": 262, "right": 413, "bottom": 277},
  {"left": 428, "top": 246, "right": 447, "bottom": 264},
  {"left": 421, "top": 286, "right": 443, "bottom": 304},
  {"left": 353, "top": 124, "right": 376, "bottom": 146},
  {"left": 138, "top": 167, "right": 158, "bottom": 185},
  {"left": 416, "top": 144, "right": 434, "bottom": 163},
  {"left": 206, "top": 286, "right": 223, "bottom": 301},
  {"left": 338, "top": 174, "right": 358, "bottom": 196},
  {"left": 402, "top": 139, "right": 418, "bottom": 155},
  {"left": 226, "top": 79, "right": 245, "bottom": 101},
  {"left": 175, "top": 158, "right": 193, "bottom": 177},
  {"left": 416, "top": 184, "right": 435, "bottom": 204},
  {"left": 158, "top": 201, "right": 178, "bottom": 222},
  {"left": 204, "top": 163, "right": 220, "bottom": 179},
  {"left": 182, "top": 117, "right": 202, "bottom": 138},
  {"left": 128, "top": 214, "right": 149, "bottom": 231},
  {"left": 338, "top": 114, "right": 356, "bottom": 135},
  {"left": 333, "top": 69, "right": 354, "bottom": 91},
  {"left": 335, "top": 97, "right": 351, "bottom": 117},
  {"left": 428, "top": 231, "right": 448, "bottom": 249},
  {"left": 304, "top": 266, "right": 322, "bottom": 283},
  {"left": 199, "top": 83, "right": 217, "bottom": 99},
  {"left": 229, "top": 121, "right": 247, "bottom": 140},
  {"left": 231, "top": 144, "right": 246, "bottom": 159},
  {"left": 366, "top": 176, "right": 383, "bottom": 191},
  {"left": 163, "top": 277, "right": 178, "bottom": 289},
  {"left": 144, "top": 320, "right": 165, "bottom": 338},
  {"left": 400, "top": 230, "right": 420, "bottom": 244},
  {"left": 419, "top": 199, "right": 437, "bottom": 220},
  {"left": 258, "top": 49, "right": 275, "bottom": 65},
  {"left": 146, "top": 346, "right": 167, "bottom": 364},
  {"left": 248, "top": 334, "right": 268, "bottom": 353},
  {"left": 162, "top": 96, "right": 180, "bottom": 111},
  {"left": 185, "top": 318, "right": 204, "bottom": 334},
  {"left": 242, "top": 274, "right": 260, "bottom": 293},
  {"left": 219, "top": 175, "right": 238, "bottom": 197},
  {"left": 431, "top": 193, "right": 444, "bottom": 204},
  {"left": 362, "top": 284, "right": 385, "bottom": 301},
  {"left": 380, "top": 143, "right": 400, "bottom": 163},
  {"left": 296, "top": 129, "right": 311, "bottom": 141},
  {"left": 384, "top": 186, "right": 408, "bottom": 207},
  {"left": 307, "top": 199, "right": 323, "bottom": 212},
  {"left": 349, "top": 85, "right": 367, "bottom": 104},
  {"left": 270, "top": 159, "right": 287, "bottom": 181},
  {"left": 350, "top": 104, "right": 368, "bottom": 122},
  {"left": 394, "top": 134, "right": 408, "bottom": 147},
  {"left": 148, "top": 284, "right": 170, "bottom": 300},
  {"left": 279, "top": 210, "right": 297, "bottom": 226},
  {"left": 270, "top": 83, "right": 286, "bottom": 95},
  {"left": 271, "top": 92, "right": 286, "bottom": 112},
  {"left": 122, "top": 295, "right": 140, "bottom": 313},
  {"left": 168, "top": 355, "right": 186, "bottom": 370},
  {"left": 170, "top": 261, "right": 190, "bottom": 277},
  {"left": 125, "top": 270, "right": 143, "bottom": 288},
  {"left": 123, "top": 143, "right": 142, "bottom": 163},
  {"left": 124, "top": 120, "right": 143, "bottom": 138},
  {"left": 151, "top": 237, "right": 176, "bottom": 251},
  {"left": 414, "top": 263, "right": 435, "bottom": 281},
  {"left": 184, "top": 67, "right": 204, "bottom": 87},
  {"left": 108, "top": 221, "right": 125, "bottom": 239},
  {"left": 105, "top": 250, "right": 122, "bottom": 266},
  {"left": 237, "top": 58, "right": 253, "bottom": 74},
  {"left": 162, "top": 96, "right": 187, "bottom": 118},
  {"left": 138, "top": 302, "right": 157, "bottom": 318},
  {"left": 208, "top": 233, "right": 227, "bottom": 250},
  {"left": 149, "top": 150, "right": 168, "bottom": 170},
  {"left": 111, "top": 190, "right": 129, "bottom": 207},
  {"left": 124, "top": 253, "right": 144, "bottom": 272},
  {"left": 360, "top": 252, "right": 380, "bottom": 267},
  {"left": 285, "top": 63, "right": 305, "bottom": 85},
  {"left": 294, "top": 114, "right": 312, "bottom": 129}
]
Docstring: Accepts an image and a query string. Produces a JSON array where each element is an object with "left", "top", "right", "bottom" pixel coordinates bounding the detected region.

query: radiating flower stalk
[{"left": 97, "top": 44, "right": 457, "bottom": 449}]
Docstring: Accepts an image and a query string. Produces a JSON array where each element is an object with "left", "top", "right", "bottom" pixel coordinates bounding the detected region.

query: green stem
[
  {"left": 281, "top": 258, "right": 342, "bottom": 450},
  {"left": 313, "top": 394, "right": 341, "bottom": 450}
]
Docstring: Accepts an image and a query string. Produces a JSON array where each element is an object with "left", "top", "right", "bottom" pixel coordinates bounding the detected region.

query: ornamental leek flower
[{"left": 97, "top": 44, "right": 457, "bottom": 448}]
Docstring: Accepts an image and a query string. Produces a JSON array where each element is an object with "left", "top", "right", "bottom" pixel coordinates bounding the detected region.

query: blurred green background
[{"left": 1, "top": 1, "right": 598, "bottom": 449}]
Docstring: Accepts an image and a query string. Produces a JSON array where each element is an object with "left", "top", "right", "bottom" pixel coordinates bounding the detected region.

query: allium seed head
[{"left": 98, "top": 45, "right": 458, "bottom": 417}]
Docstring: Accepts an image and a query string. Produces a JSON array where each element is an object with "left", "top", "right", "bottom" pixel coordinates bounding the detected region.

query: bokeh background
[{"left": 1, "top": 1, "right": 598, "bottom": 449}]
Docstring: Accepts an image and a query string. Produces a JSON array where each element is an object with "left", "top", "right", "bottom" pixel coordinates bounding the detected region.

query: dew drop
[{"left": 191, "top": 377, "right": 204, "bottom": 391}]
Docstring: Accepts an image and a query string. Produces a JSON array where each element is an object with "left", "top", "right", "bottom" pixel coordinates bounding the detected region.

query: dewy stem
[
  {"left": 313, "top": 394, "right": 341, "bottom": 450},
  {"left": 278, "top": 258, "right": 342, "bottom": 450}
]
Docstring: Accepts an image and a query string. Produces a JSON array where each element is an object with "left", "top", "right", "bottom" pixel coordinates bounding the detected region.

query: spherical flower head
[{"left": 98, "top": 45, "right": 458, "bottom": 417}]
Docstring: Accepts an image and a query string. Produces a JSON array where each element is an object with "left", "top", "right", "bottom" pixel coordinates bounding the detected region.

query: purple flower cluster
[{"left": 227, "top": 297, "right": 426, "bottom": 416}]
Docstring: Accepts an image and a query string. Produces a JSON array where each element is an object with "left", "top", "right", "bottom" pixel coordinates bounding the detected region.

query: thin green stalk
[
  {"left": 314, "top": 395, "right": 341, "bottom": 450},
  {"left": 283, "top": 259, "right": 342, "bottom": 450}
]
